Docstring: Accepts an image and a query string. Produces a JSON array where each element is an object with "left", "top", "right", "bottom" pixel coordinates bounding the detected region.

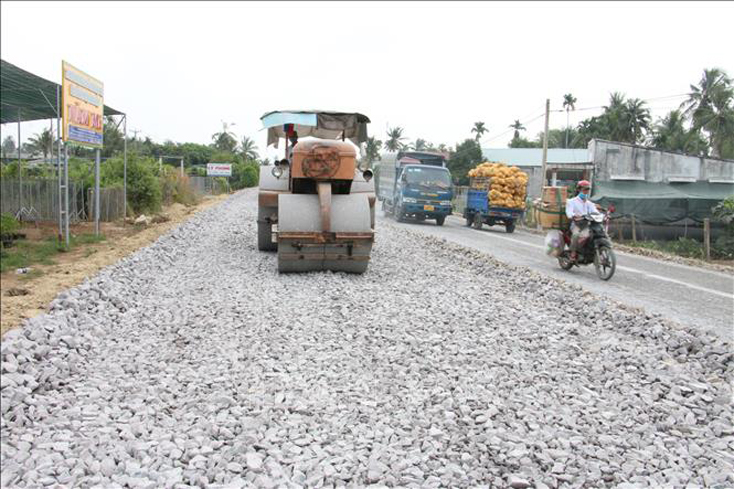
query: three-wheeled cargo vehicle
[
  {"left": 463, "top": 178, "right": 524, "bottom": 233},
  {"left": 257, "top": 110, "right": 376, "bottom": 273}
]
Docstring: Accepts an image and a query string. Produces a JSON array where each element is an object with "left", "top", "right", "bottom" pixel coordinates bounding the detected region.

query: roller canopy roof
[
  {"left": 1, "top": 59, "right": 123, "bottom": 124},
  {"left": 260, "top": 110, "right": 370, "bottom": 148}
]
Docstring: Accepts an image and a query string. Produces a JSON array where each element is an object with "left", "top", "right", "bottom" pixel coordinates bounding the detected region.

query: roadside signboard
[
  {"left": 207, "top": 163, "right": 232, "bottom": 177},
  {"left": 62, "top": 61, "right": 104, "bottom": 148}
]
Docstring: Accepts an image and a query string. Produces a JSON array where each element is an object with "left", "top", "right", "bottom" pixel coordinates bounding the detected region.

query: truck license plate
[{"left": 423, "top": 205, "right": 434, "bottom": 211}]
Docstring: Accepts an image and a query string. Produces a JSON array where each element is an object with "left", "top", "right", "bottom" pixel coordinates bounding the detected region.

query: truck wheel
[
  {"left": 505, "top": 221, "right": 516, "bottom": 234},
  {"left": 396, "top": 203, "right": 406, "bottom": 222},
  {"left": 436, "top": 216, "right": 445, "bottom": 226},
  {"left": 472, "top": 213, "right": 483, "bottom": 230}
]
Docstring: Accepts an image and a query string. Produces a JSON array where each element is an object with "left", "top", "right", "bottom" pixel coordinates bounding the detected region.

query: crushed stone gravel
[{"left": 1, "top": 188, "right": 732, "bottom": 488}]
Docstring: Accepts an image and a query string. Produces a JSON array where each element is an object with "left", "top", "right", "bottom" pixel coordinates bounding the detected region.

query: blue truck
[
  {"left": 377, "top": 151, "right": 453, "bottom": 226},
  {"left": 464, "top": 185, "right": 524, "bottom": 233}
]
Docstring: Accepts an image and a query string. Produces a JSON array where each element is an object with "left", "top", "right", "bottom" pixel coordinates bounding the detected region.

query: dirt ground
[{"left": 0, "top": 194, "right": 230, "bottom": 338}]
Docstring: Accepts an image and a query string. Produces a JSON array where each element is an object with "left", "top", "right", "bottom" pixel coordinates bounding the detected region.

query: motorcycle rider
[{"left": 566, "top": 180, "right": 598, "bottom": 262}]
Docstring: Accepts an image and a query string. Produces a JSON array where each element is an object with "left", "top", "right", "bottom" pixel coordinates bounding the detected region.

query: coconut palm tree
[
  {"left": 414, "top": 138, "right": 428, "bottom": 151},
  {"left": 364, "top": 137, "right": 382, "bottom": 165},
  {"left": 681, "top": 68, "right": 734, "bottom": 157},
  {"left": 509, "top": 120, "right": 526, "bottom": 140},
  {"left": 28, "top": 128, "right": 54, "bottom": 161},
  {"left": 212, "top": 121, "right": 238, "bottom": 152},
  {"left": 240, "top": 136, "right": 259, "bottom": 160},
  {"left": 385, "top": 126, "right": 406, "bottom": 152},
  {"left": 650, "top": 110, "right": 708, "bottom": 155},
  {"left": 471, "top": 121, "right": 487, "bottom": 141},
  {"left": 624, "top": 98, "right": 652, "bottom": 143},
  {"left": 563, "top": 93, "right": 577, "bottom": 147}
]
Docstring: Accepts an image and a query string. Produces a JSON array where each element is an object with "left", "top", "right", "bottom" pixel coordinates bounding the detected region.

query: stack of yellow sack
[{"left": 468, "top": 162, "right": 528, "bottom": 209}]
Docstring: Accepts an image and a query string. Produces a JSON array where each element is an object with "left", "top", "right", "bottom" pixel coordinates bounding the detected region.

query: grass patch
[
  {"left": 624, "top": 237, "right": 706, "bottom": 260},
  {"left": 0, "top": 233, "right": 106, "bottom": 273}
]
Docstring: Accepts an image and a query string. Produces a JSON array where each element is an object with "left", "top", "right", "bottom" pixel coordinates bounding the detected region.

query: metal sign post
[
  {"left": 17, "top": 109, "right": 21, "bottom": 220},
  {"left": 57, "top": 85, "right": 63, "bottom": 240},
  {"left": 64, "top": 143, "right": 70, "bottom": 246},
  {"left": 123, "top": 114, "right": 127, "bottom": 224},
  {"left": 94, "top": 148, "right": 101, "bottom": 235}
]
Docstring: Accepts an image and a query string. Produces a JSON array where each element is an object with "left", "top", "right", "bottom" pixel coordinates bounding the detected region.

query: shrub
[
  {"left": 159, "top": 167, "right": 199, "bottom": 207},
  {"left": 0, "top": 212, "right": 20, "bottom": 235},
  {"left": 102, "top": 155, "right": 161, "bottom": 214}
]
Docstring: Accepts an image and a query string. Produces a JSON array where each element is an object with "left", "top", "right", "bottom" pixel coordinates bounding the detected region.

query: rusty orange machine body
[{"left": 257, "top": 111, "right": 375, "bottom": 273}]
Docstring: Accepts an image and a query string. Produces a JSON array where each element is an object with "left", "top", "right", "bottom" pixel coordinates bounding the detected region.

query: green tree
[
  {"left": 414, "top": 138, "right": 428, "bottom": 151},
  {"left": 240, "top": 136, "right": 259, "bottom": 161},
  {"left": 2, "top": 136, "right": 16, "bottom": 158},
  {"left": 682, "top": 68, "right": 734, "bottom": 158},
  {"left": 385, "top": 126, "right": 406, "bottom": 152},
  {"left": 650, "top": 110, "right": 708, "bottom": 155},
  {"left": 509, "top": 137, "right": 541, "bottom": 149},
  {"left": 364, "top": 137, "right": 382, "bottom": 167},
  {"left": 27, "top": 128, "right": 54, "bottom": 160},
  {"left": 624, "top": 98, "right": 652, "bottom": 143},
  {"left": 471, "top": 121, "right": 488, "bottom": 141},
  {"left": 563, "top": 93, "right": 577, "bottom": 147},
  {"left": 212, "top": 122, "right": 238, "bottom": 152},
  {"left": 102, "top": 116, "right": 124, "bottom": 158},
  {"left": 509, "top": 120, "right": 526, "bottom": 140},
  {"left": 448, "top": 139, "right": 483, "bottom": 185}
]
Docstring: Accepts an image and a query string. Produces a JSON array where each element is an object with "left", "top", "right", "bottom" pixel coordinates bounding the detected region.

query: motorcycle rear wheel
[
  {"left": 594, "top": 246, "right": 616, "bottom": 281},
  {"left": 558, "top": 251, "right": 574, "bottom": 270}
]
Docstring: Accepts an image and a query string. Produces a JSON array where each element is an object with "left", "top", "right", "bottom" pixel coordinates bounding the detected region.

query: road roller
[{"left": 257, "top": 111, "right": 376, "bottom": 273}]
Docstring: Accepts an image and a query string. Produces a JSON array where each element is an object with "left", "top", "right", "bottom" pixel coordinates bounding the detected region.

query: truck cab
[{"left": 377, "top": 151, "right": 453, "bottom": 226}]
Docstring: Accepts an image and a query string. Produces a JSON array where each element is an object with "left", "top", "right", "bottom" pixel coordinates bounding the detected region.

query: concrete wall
[{"left": 589, "top": 139, "right": 734, "bottom": 183}]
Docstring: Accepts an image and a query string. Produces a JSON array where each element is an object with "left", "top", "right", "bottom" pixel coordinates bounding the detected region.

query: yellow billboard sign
[{"left": 62, "top": 61, "right": 104, "bottom": 147}]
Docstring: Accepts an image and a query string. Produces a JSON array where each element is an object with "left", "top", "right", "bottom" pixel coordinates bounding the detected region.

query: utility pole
[
  {"left": 540, "top": 98, "right": 550, "bottom": 196},
  {"left": 536, "top": 99, "right": 551, "bottom": 231}
]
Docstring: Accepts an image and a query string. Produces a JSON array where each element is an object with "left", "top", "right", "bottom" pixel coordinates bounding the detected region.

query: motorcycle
[{"left": 557, "top": 205, "right": 617, "bottom": 281}]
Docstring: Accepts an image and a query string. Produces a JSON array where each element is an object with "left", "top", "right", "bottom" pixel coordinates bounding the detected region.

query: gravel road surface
[
  {"left": 379, "top": 213, "right": 734, "bottom": 340},
  {"left": 2, "top": 189, "right": 732, "bottom": 488}
]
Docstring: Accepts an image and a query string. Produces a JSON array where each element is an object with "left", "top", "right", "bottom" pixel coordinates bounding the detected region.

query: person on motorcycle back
[{"left": 566, "top": 180, "right": 598, "bottom": 262}]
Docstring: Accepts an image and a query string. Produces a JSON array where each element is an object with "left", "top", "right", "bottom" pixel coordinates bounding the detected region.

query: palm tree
[
  {"left": 385, "top": 126, "right": 406, "bottom": 152},
  {"left": 28, "top": 128, "right": 54, "bottom": 161},
  {"left": 563, "top": 93, "right": 577, "bottom": 147},
  {"left": 681, "top": 68, "right": 734, "bottom": 157},
  {"left": 650, "top": 110, "right": 708, "bottom": 155},
  {"left": 212, "top": 121, "right": 237, "bottom": 152},
  {"left": 240, "top": 136, "right": 259, "bottom": 160},
  {"left": 509, "top": 120, "right": 526, "bottom": 140},
  {"left": 364, "top": 137, "right": 382, "bottom": 166},
  {"left": 437, "top": 143, "right": 448, "bottom": 153},
  {"left": 414, "top": 138, "right": 428, "bottom": 151},
  {"left": 624, "top": 98, "right": 652, "bottom": 143},
  {"left": 471, "top": 121, "right": 487, "bottom": 141}
]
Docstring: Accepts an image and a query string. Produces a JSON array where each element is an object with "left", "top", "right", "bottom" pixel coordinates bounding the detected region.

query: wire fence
[
  {"left": 87, "top": 187, "right": 126, "bottom": 222},
  {"left": 0, "top": 178, "right": 84, "bottom": 223},
  {"left": 189, "top": 176, "right": 229, "bottom": 195}
]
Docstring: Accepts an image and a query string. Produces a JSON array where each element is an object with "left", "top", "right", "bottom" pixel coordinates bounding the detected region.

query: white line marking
[{"left": 451, "top": 223, "right": 734, "bottom": 300}]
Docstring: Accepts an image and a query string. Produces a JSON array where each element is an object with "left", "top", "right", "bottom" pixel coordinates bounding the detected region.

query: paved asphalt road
[{"left": 378, "top": 211, "right": 734, "bottom": 340}]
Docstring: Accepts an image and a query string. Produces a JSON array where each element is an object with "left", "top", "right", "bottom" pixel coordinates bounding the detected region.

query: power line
[{"left": 480, "top": 112, "right": 546, "bottom": 145}]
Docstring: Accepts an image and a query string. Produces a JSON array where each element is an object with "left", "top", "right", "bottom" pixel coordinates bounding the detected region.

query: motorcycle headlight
[{"left": 403, "top": 197, "right": 417, "bottom": 203}]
